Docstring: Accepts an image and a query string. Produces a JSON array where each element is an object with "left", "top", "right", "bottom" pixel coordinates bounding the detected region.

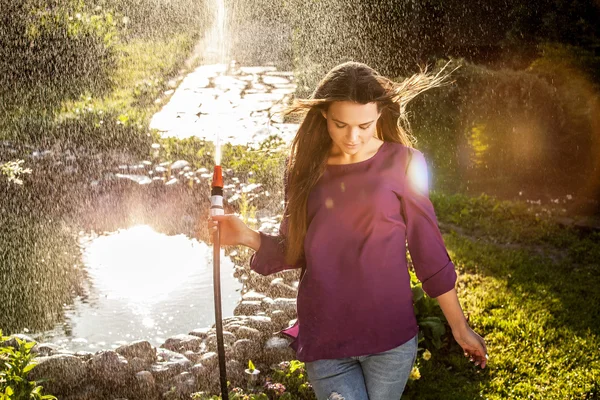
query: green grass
[
  {"left": 58, "top": 33, "right": 199, "bottom": 118},
  {"left": 1, "top": 30, "right": 202, "bottom": 154},
  {"left": 402, "top": 191, "right": 600, "bottom": 399}
]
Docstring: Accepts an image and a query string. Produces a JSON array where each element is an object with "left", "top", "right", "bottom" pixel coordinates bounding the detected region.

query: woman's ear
[{"left": 321, "top": 109, "right": 327, "bottom": 119}]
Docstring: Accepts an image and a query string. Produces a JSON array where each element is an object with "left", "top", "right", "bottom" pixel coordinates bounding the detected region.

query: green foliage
[
  {"left": 221, "top": 136, "right": 287, "bottom": 187},
  {"left": 503, "top": 0, "right": 600, "bottom": 60},
  {"left": 0, "top": 187, "right": 86, "bottom": 334},
  {"left": 430, "top": 190, "right": 600, "bottom": 265},
  {"left": 0, "top": 160, "right": 32, "bottom": 185},
  {"left": 402, "top": 188, "right": 600, "bottom": 399},
  {"left": 85, "top": 0, "right": 211, "bottom": 40},
  {"left": 529, "top": 42, "right": 600, "bottom": 85},
  {"left": 410, "top": 58, "right": 598, "bottom": 197},
  {"left": 191, "top": 360, "right": 315, "bottom": 400},
  {"left": 0, "top": 331, "right": 56, "bottom": 400},
  {"left": 0, "top": 1, "right": 121, "bottom": 111},
  {"left": 410, "top": 274, "right": 448, "bottom": 350},
  {"left": 155, "top": 137, "right": 216, "bottom": 171}
]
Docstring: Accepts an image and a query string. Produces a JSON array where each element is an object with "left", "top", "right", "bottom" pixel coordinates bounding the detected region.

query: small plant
[
  {"left": 191, "top": 359, "right": 316, "bottom": 400},
  {"left": 0, "top": 160, "right": 32, "bottom": 185},
  {"left": 409, "top": 269, "right": 449, "bottom": 350},
  {"left": 0, "top": 330, "right": 56, "bottom": 400}
]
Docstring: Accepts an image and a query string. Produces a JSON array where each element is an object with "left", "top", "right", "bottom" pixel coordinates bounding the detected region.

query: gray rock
[
  {"left": 150, "top": 362, "right": 187, "bottom": 385},
  {"left": 88, "top": 350, "right": 131, "bottom": 386},
  {"left": 273, "top": 298, "right": 298, "bottom": 321},
  {"left": 161, "top": 334, "right": 202, "bottom": 353},
  {"left": 242, "top": 290, "right": 266, "bottom": 301},
  {"left": 244, "top": 315, "right": 276, "bottom": 331},
  {"left": 32, "top": 342, "right": 63, "bottom": 357},
  {"left": 172, "top": 371, "right": 198, "bottom": 397},
  {"left": 134, "top": 370, "right": 158, "bottom": 399},
  {"left": 28, "top": 354, "right": 87, "bottom": 394},
  {"left": 269, "top": 280, "right": 298, "bottom": 298},
  {"left": 59, "top": 384, "right": 100, "bottom": 400},
  {"left": 170, "top": 160, "right": 190, "bottom": 170},
  {"left": 233, "top": 300, "right": 264, "bottom": 316},
  {"left": 273, "top": 297, "right": 297, "bottom": 311},
  {"left": 232, "top": 339, "right": 261, "bottom": 362},
  {"left": 262, "top": 337, "right": 296, "bottom": 366},
  {"left": 204, "top": 331, "right": 236, "bottom": 349},
  {"left": 226, "top": 359, "right": 245, "bottom": 387},
  {"left": 261, "top": 296, "right": 275, "bottom": 307},
  {"left": 129, "top": 357, "right": 151, "bottom": 373},
  {"left": 223, "top": 323, "right": 242, "bottom": 333},
  {"left": 199, "top": 352, "right": 219, "bottom": 369},
  {"left": 190, "top": 362, "right": 208, "bottom": 378},
  {"left": 156, "top": 348, "right": 192, "bottom": 367},
  {"left": 116, "top": 340, "right": 156, "bottom": 363},
  {"left": 222, "top": 316, "right": 245, "bottom": 325},
  {"left": 74, "top": 350, "right": 94, "bottom": 361},
  {"left": 234, "top": 326, "right": 260, "bottom": 340},
  {"left": 183, "top": 350, "right": 202, "bottom": 363},
  {"left": 270, "top": 309, "right": 290, "bottom": 327},
  {"left": 188, "top": 327, "right": 211, "bottom": 339}
]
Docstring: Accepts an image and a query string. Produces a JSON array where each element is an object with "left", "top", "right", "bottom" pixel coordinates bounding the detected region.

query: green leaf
[
  {"left": 412, "top": 286, "right": 424, "bottom": 303},
  {"left": 23, "top": 363, "right": 36, "bottom": 375}
]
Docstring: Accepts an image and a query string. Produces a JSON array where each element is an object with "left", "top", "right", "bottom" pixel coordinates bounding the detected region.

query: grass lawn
[
  {"left": 58, "top": 33, "right": 200, "bottom": 123},
  {"left": 401, "top": 192, "right": 600, "bottom": 399}
]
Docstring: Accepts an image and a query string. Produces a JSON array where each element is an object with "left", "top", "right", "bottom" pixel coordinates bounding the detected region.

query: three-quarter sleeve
[
  {"left": 249, "top": 167, "right": 304, "bottom": 276},
  {"left": 400, "top": 148, "right": 457, "bottom": 298}
]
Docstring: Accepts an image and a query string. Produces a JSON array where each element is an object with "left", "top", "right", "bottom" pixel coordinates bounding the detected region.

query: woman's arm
[
  {"left": 401, "top": 148, "right": 488, "bottom": 368},
  {"left": 436, "top": 286, "right": 488, "bottom": 369},
  {"left": 241, "top": 228, "right": 261, "bottom": 251}
]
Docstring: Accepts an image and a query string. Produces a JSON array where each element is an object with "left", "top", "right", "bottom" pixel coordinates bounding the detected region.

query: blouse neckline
[{"left": 326, "top": 141, "right": 388, "bottom": 169}]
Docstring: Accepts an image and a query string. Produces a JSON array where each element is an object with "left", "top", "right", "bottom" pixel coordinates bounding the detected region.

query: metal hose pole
[{"left": 211, "top": 164, "right": 228, "bottom": 400}]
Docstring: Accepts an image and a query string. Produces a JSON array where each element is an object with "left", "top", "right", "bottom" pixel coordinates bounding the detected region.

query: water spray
[{"left": 210, "top": 137, "right": 229, "bottom": 400}]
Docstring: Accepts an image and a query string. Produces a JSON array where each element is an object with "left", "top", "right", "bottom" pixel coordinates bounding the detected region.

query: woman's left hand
[{"left": 453, "top": 326, "right": 488, "bottom": 369}]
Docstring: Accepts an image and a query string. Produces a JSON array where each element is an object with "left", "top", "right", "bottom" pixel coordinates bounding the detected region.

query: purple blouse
[{"left": 249, "top": 141, "right": 457, "bottom": 362}]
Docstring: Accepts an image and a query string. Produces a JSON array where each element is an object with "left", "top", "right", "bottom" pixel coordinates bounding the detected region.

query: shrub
[
  {"left": 409, "top": 57, "right": 599, "bottom": 204},
  {"left": 0, "top": 1, "right": 121, "bottom": 112},
  {"left": 0, "top": 331, "right": 56, "bottom": 400}
]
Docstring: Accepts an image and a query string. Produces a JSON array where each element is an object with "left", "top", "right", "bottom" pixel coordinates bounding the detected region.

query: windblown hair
[{"left": 281, "top": 61, "right": 454, "bottom": 266}]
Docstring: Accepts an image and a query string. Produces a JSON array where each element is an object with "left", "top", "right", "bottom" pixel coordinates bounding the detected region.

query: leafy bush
[
  {"left": 409, "top": 57, "right": 599, "bottom": 203},
  {"left": 0, "top": 331, "right": 56, "bottom": 400},
  {"left": 410, "top": 269, "right": 449, "bottom": 350},
  {"left": 0, "top": 1, "right": 121, "bottom": 111}
]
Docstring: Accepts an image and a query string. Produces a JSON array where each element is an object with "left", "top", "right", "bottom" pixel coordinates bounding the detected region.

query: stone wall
[{"left": 5, "top": 267, "right": 301, "bottom": 400}]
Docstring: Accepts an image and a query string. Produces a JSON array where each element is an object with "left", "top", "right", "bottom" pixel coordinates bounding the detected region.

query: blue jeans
[{"left": 305, "top": 333, "right": 418, "bottom": 400}]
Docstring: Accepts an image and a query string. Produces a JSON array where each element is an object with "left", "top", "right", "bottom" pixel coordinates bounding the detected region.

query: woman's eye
[{"left": 334, "top": 124, "right": 370, "bottom": 129}]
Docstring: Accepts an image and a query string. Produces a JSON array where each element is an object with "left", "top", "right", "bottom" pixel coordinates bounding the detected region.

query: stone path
[{"left": 150, "top": 62, "right": 299, "bottom": 146}]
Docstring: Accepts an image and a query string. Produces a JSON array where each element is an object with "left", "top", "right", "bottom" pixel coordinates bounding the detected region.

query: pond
[{"left": 28, "top": 225, "right": 242, "bottom": 352}]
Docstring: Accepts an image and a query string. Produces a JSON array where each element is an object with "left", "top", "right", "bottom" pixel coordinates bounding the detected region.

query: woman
[{"left": 208, "top": 61, "right": 488, "bottom": 400}]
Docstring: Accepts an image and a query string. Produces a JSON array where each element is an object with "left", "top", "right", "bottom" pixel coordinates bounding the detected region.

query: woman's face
[{"left": 321, "top": 101, "right": 381, "bottom": 157}]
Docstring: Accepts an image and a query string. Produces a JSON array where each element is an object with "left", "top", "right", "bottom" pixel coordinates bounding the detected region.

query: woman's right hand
[{"left": 207, "top": 214, "right": 252, "bottom": 247}]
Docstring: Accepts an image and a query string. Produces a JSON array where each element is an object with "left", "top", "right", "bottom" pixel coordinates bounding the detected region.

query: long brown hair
[{"left": 281, "top": 61, "right": 453, "bottom": 266}]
